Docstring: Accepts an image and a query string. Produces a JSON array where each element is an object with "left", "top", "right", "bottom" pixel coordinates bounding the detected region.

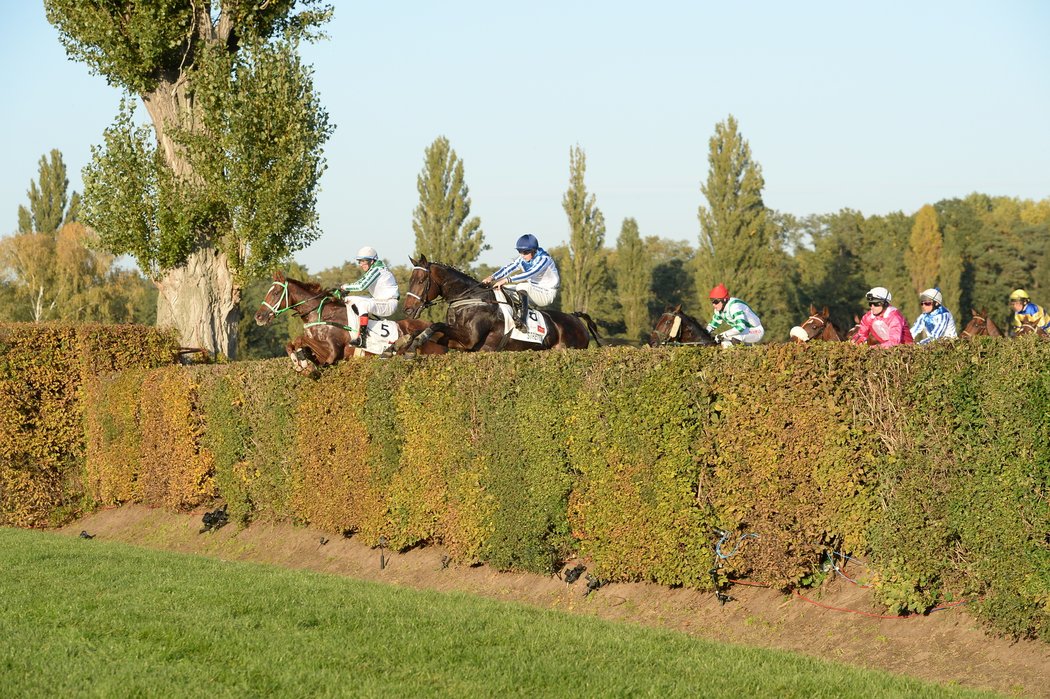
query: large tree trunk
[{"left": 155, "top": 246, "right": 241, "bottom": 360}]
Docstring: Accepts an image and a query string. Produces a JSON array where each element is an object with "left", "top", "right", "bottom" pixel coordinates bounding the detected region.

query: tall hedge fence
[
  {"left": 0, "top": 323, "right": 178, "bottom": 527},
  {"left": 8, "top": 327, "right": 1049, "bottom": 639}
]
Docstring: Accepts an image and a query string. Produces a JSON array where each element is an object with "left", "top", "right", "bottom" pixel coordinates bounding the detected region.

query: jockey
[
  {"left": 704, "top": 284, "right": 764, "bottom": 347},
  {"left": 909, "top": 287, "right": 957, "bottom": 344},
  {"left": 337, "top": 246, "right": 400, "bottom": 347},
  {"left": 482, "top": 234, "right": 560, "bottom": 331},
  {"left": 1008, "top": 289, "right": 1050, "bottom": 333},
  {"left": 851, "top": 287, "right": 914, "bottom": 347}
]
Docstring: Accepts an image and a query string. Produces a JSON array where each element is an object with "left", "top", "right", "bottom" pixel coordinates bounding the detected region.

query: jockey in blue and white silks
[
  {"left": 339, "top": 246, "right": 400, "bottom": 346},
  {"left": 909, "top": 287, "right": 957, "bottom": 344},
  {"left": 483, "top": 234, "right": 560, "bottom": 330}
]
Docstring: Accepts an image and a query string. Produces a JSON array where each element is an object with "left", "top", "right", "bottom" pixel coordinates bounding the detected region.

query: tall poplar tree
[
  {"left": 17, "top": 149, "right": 79, "bottom": 233},
  {"left": 905, "top": 204, "right": 943, "bottom": 297},
  {"left": 695, "top": 115, "right": 795, "bottom": 338},
  {"left": 614, "top": 217, "right": 651, "bottom": 340},
  {"left": 411, "top": 136, "right": 486, "bottom": 270},
  {"left": 561, "top": 145, "right": 605, "bottom": 312},
  {"left": 45, "top": 1, "right": 333, "bottom": 359}
]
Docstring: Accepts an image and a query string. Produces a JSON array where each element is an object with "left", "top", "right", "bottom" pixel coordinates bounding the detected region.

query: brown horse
[
  {"left": 846, "top": 314, "right": 880, "bottom": 346},
  {"left": 789, "top": 305, "right": 846, "bottom": 343},
  {"left": 648, "top": 305, "right": 717, "bottom": 347},
  {"left": 960, "top": 308, "right": 1003, "bottom": 338},
  {"left": 403, "top": 255, "right": 601, "bottom": 352},
  {"left": 1013, "top": 321, "right": 1050, "bottom": 339},
  {"left": 254, "top": 272, "right": 445, "bottom": 376}
]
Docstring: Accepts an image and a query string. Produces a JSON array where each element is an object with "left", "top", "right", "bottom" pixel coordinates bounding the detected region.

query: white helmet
[
  {"left": 356, "top": 246, "right": 378, "bottom": 261},
  {"left": 919, "top": 288, "right": 942, "bottom": 305},
  {"left": 865, "top": 287, "right": 891, "bottom": 304}
]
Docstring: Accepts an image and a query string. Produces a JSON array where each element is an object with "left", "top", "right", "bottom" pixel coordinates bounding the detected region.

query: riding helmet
[
  {"left": 919, "top": 288, "right": 942, "bottom": 306},
  {"left": 515, "top": 234, "right": 539, "bottom": 253},
  {"left": 708, "top": 283, "right": 729, "bottom": 300},
  {"left": 356, "top": 246, "right": 379, "bottom": 261},
  {"left": 1009, "top": 289, "right": 1029, "bottom": 302},
  {"left": 865, "top": 287, "right": 891, "bottom": 304}
]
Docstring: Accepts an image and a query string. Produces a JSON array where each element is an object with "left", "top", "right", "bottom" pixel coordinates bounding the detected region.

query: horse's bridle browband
[{"left": 800, "top": 314, "right": 827, "bottom": 340}]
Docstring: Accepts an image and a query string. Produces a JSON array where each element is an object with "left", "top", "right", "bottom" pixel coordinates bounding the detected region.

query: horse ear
[
  {"left": 854, "top": 314, "right": 861, "bottom": 323},
  {"left": 809, "top": 303, "right": 817, "bottom": 314},
  {"left": 672, "top": 303, "right": 681, "bottom": 313},
  {"left": 821, "top": 306, "right": 829, "bottom": 317},
  {"left": 419, "top": 254, "right": 428, "bottom": 264},
  {"left": 275, "top": 270, "right": 285, "bottom": 282}
]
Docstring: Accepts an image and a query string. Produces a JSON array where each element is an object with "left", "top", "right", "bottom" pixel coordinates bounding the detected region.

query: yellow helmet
[{"left": 1009, "top": 289, "right": 1029, "bottom": 302}]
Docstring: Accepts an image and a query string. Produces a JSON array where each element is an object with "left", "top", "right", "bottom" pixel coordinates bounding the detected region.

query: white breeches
[
  {"left": 345, "top": 296, "right": 398, "bottom": 318},
  {"left": 507, "top": 282, "right": 556, "bottom": 307}
]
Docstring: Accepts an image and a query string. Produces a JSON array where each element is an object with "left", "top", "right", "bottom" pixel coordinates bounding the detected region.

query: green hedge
[
  {"left": 0, "top": 323, "right": 177, "bottom": 527},
  {"left": 22, "top": 334, "right": 1050, "bottom": 639}
]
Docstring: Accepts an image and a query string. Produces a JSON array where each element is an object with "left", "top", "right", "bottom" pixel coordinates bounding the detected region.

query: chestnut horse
[
  {"left": 789, "top": 305, "right": 847, "bottom": 343},
  {"left": 254, "top": 272, "right": 445, "bottom": 376},
  {"left": 960, "top": 309, "right": 1003, "bottom": 338},
  {"left": 648, "top": 305, "right": 717, "bottom": 347},
  {"left": 403, "top": 255, "right": 601, "bottom": 352}
]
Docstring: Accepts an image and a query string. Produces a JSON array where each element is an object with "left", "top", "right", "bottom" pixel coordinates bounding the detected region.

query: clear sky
[{"left": 2, "top": 1, "right": 1048, "bottom": 274}]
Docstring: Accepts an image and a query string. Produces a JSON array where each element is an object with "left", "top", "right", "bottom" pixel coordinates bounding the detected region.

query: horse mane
[
  {"left": 431, "top": 261, "right": 481, "bottom": 284},
  {"left": 280, "top": 275, "right": 330, "bottom": 296}
]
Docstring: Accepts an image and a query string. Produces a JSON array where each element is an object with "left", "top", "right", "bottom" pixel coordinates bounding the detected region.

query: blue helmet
[{"left": 516, "top": 234, "right": 539, "bottom": 253}]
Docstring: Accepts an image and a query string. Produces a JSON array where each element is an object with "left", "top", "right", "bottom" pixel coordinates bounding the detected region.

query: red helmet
[{"left": 708, "top": 283, "right": 729, "bottom": 300}]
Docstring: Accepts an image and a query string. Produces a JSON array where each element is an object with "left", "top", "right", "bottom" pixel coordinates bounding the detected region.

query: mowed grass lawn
[{"left": 0, "top": 528, "right": 989, "bottom": 698}]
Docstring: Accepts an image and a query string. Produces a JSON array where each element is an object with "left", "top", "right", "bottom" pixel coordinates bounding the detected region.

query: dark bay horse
[
  {"left": 790, "top": 305, "right": 846, "bottom": 343},
  {"left": 960, "top": 309, "right": 1003, "bottom": 338},
  {"left": 402, "top": 255, "right": 601, "bottom": 352},
  {"left": 648, "top": 305, "right": 717, "bottom": 347},
  {"left": 1012, "top": 319, "right": 1050, "bottom": 339},
  {"left": 254, "top": 272, "right": 445, "bottom": 375}
]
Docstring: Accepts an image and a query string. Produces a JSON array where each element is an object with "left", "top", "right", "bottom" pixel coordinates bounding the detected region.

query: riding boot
[
  {"left": 351, "top": 314, "right": 370, "bottom": 347},
  {"left": 516, "top": 295, "right": 529, "bottom": 332}
]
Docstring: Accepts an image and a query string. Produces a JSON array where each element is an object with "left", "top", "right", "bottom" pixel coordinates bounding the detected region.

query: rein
[{"left": 262, "top": 280, "right": 330, "bottom": 318}]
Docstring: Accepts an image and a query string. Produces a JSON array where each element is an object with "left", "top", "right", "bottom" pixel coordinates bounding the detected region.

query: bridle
[
  {"left": 260, "top": 280, "right": 328, "bottom": 319},
  {"left": 799, "top": 314, "right": 827, "bottom": 341},
  {"left": 405, "top": 263, "right": 437, "bottom": 319},
  {"left": 650, "top": 312, "right": 683, "bottom": 345},
  {"left": 961, "top": 312, "right": 987, "bottom": 338}
]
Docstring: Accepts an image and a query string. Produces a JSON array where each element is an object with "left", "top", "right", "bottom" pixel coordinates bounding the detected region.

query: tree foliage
[
  {"left": 561, "top": 145, "right": 606, "bottom": 313},
  {"left": 45, "top": 1, "right": 334, "bottom": 357},
  {"left": 905, "top": 204, "right": 942, "bottom": 296},
  {"left": 17, "top": 149, "right": 79, "bottom": 234},
  {"left": 412, "top": 136, "right": 486, "bottom": 271},
  {"left": 695, "top": 116, "right": 798, "bottom": 338},
  {"left": 614, "top": 218, "right": 651, "bottom": 341}
]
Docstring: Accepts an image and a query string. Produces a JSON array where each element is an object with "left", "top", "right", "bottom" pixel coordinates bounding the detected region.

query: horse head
[
  {"left": 254, "top": 271, "right": 332, "bottom": 326},
  {"left": 405, "top": 255, "right": 486, "bottom": 319},
  {"left": 791, "top": 305, "right": 842, "bottom": 343},
  {"left": 961, "top": 308, "right": 1003, "bottom": 338},
  {"left": 649, "top": 304, "right": 716, "bottom": 347}
]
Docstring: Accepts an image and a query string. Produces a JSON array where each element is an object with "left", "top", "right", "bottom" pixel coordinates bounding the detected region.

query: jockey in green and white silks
[
  {"left": 339, "top": 246, "right": 400, "bottom": 346},
  {"left": 705, "top": 283, "right": 765, "bottom": 347}
]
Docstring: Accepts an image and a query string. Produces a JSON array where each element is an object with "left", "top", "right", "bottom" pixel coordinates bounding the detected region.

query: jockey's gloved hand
[{"left": 331, "top": 288, "right": 344, "bottom": 299}]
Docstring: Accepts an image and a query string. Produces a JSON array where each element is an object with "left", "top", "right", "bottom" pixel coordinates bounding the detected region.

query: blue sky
[{"left": 2, "top": 1, "right": 1048, "bottom": 274}]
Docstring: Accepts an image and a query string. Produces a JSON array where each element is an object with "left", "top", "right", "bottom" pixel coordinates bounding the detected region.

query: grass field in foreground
[{"left": 0, "top": 528, "right": 991, "bottom": 698}]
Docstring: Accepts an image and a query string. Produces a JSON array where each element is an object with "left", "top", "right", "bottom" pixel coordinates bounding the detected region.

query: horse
[
  {"left": 1013, "top": 321, "right": 1050, "bottom": 339},
  {"left": 402, "top": 255, "right": 601, "bottom": 352},
  {"left": 960, "top": 308, "right": 1003, "bottom": 338},
  {"left": 254, "top": 271, "right": 445, "bottom": 376},
  {"left": 648, "top": 304, "right": 718, "bottom": 347},
  {"left": 789, "top": 305, "right": 846, "bottom": 343},
  {"left": 845, "top": 314, "right": 880, "bottom": 346}
]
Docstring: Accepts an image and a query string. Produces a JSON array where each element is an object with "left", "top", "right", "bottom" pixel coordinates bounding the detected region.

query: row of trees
[
  {"left": 14, "top": 3, "right": 1047, "bottom": 357},
  {"left": 1, "top": 151, "right": 155, "bottom": 324}
]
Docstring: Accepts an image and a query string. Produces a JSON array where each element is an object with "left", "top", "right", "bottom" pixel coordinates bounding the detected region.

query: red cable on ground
[{"left": 792, "top": 589, "right": 916, "bottom": 619}]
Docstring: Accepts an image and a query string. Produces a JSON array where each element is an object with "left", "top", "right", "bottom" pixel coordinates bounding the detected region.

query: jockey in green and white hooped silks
[
  {"left": 339, "top": 246, "right": 400, "bottom": 347},
  {"left": 482, "top": 234, "right": 560, "bottom": 331},
  {"left": 705, "top": 283, "right": 765, "bottom": 347}
]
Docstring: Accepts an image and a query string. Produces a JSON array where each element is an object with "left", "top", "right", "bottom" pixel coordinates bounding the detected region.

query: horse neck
[
  {"left": 679, "top": 313, "right": 709, "bottom": 341},
  {"left": 287, "top": 282, "right": 330, "bottom": 321},
  {"left": 822, "top": 322, "right": 843, "bottom": 341},
  {"left": 433, "top": 264, "right": 482, "bottom": 300}
]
